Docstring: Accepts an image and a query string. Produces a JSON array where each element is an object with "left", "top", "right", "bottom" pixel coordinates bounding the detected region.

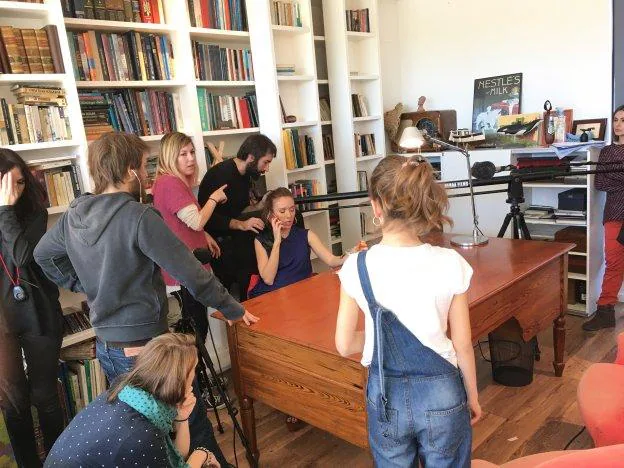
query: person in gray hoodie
[{"left": 34, "top": 132, "right": 258, "bottom": 467}]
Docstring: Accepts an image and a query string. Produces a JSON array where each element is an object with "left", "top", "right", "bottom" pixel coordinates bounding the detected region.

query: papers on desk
[{"left": 551, "top": 141, "right": 605, "bottom": 158}]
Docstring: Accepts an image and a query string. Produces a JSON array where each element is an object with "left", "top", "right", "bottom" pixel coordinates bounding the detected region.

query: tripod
[
  {"left": 171, "top": 290, "right": 258, "bottom": 468},
  {"left": 497, "top": 174, "right": 531, "bottom": 240}
]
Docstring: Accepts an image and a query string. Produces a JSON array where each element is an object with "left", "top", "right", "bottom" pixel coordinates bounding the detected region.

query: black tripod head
[{"left": 506, "top": 172, "right": 525, "bottom": 208}]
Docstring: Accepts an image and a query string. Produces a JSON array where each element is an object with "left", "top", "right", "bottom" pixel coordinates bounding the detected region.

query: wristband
[
  {"left": 208, "top": 197, "right": 218, "bottom": 205},
  {"left": 194, "top": 447, "right": 211, "bottom": 466},
  {"left": 174, "top": 416, "right": 189, "bottom": 423}
]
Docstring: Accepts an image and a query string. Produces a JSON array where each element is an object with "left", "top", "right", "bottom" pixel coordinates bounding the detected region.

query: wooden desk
[{"left": 220, "top": 233, "right": 573, "bottom": 462}]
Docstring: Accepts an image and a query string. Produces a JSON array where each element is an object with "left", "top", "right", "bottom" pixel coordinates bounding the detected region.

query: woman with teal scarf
[{"left": 45, "top": 333, "right": 219, "bottom": 467}]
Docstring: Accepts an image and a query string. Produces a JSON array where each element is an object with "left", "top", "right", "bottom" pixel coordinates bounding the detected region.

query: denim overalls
[{"left": 357, "top": 251, "right": 472, "bottom": 467}]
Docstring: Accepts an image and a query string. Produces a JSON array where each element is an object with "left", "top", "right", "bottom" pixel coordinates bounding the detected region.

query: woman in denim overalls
[{"left": 336, "top": 155, "right": 481, "bottom": 467}]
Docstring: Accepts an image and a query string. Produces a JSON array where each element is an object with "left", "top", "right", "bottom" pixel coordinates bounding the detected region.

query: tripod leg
[
  {"left": 511, "top": 215, "right": 519, "bottom": 239},
  {"left": 241, "top": 396, "right": 259, "bottom": 467},
  {"left": 196, "top": 359, "right": 225, "bottom": 433},
  {"left": 518, "top": 213, "right": 532, "bottom": 240},
  {"left": 498, "top": 213, "right": 513, "bottom": 238}
]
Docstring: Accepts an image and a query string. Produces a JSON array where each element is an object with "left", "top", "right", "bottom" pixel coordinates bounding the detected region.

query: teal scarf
[{"left": 118, "top": 385, "right": 188, "bottom": 468}]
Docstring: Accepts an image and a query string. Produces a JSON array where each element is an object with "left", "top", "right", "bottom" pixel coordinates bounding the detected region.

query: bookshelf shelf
[
  {"left": 353, "top": 115, "right": 381, "bottom": 122},
  {"left": 524, "top": 218, "right": 587, "bottom": 227},
  {"left": 61, "top": 328, "right": 95, "bottom": 349},
  {"left": 75, "top": 80, "right": 184, "bottom": 88},
  {"left": 0, "top": 74, "right": 67, "bottom": 83},
  {"left": 140, "top": 134, "right": 166, "bottom": 142},
  {"left": 26, "top": 154, "right": 78, "bottom": 166},
  {"left": 331, "top": 237, "right": 342, "bottom": 245},
  {"left": 324, "top": 160, "right": 335, "bottom": 165},
  {"left": 524, "top": 182, "right": 587, "bottom": 189},
  {"left": 48, "top": 205, "right": 69, "bottom": 215},
  {"left": 320, "top": 120, "right": 332, "bottom": 125},
  {"left": 568, "top": 302, "right": 587, "bottom": 314},
  {"left": 314, "top": 35, "right": 325, "bottom": 41},
  {"left": 346, "top": 31, "right": 376, "bottom": 41},
  {"left": 196, "top": 80, "right": 255, "bottom": 87},
  {"left": 189, "top": 27, "right": 250, "bottom": 42},
  {"left": 282, "top": 121, "right": 318, "bottom": 128},
  {"left": 202, "top": 127, "right": 259, "bottom": 137},
  {"left": 1, "top": 141, "right": 80, "bottom": 152},
  {"left": 0, "top": 1, "right": 49, "bottom": 19},
  {"left": 569, "top": 272, "right": 587, "bottom": 281},
  {"left": 63, "top": 18, "right": 175, "bottom": 34},
  {"left": 271, "top": 25, "right": 310, "bottom": 34},
  {"left": 356, "top": 154, "right": 384, "bottom": 162},
  {"left": 286, "top": 164, "right": 321, "bottom": 174},
  {"left": 302, "top": 211, "right": 323, "bottom": 218},
  {"left": 350, "top": 74, "right": 379, "bottom": 81},
  {"left": 317, "top": 79, "right": 329, "bottom": 84},
  {"left": 569, "top": 251, "right": 588, "bottom": 257},
  {"left": 277, "top": 75, "right": 315, "bottom": 81}
]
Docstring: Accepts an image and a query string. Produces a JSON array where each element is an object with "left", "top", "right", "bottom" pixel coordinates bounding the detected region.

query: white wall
[{"left": 384, "top": 0, "right": 612, "bottom": 127}]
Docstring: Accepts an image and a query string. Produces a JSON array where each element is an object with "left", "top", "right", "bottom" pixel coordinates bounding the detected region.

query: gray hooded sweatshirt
[{"left": 33, "top": 192, "right": 244, "bottom": 342}]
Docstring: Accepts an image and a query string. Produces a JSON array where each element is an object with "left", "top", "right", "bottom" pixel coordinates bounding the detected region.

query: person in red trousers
[{"left": 583, "top": 105, "right": 624, "bottom": 331}]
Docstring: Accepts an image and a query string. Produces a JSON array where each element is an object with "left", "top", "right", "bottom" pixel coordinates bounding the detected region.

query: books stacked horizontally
[
  {"left": 329, "top": 207, "right": 341, "bottom": 240},
  {"left": 322, "top": 133, "right": 334, "bottom": 161},
  {"left": 66, "top": 31, "right": 174, "bottom": 81},
  {"left": 346, "top": 8, "right": 371, "bottom": 32},
  {"left": 0, "top": 25, "right": 64, "bottom": 74},
  {"left": 192, "top": 42, "right": 254, "bottom": 81},
  {"left": 271, "top": 1, "right": 302, "bottom": 27},
  {"left": 0, "top": 86, "right": 72, "bottom": 146},
  {"left": 554, "top": 209, "right": 586, "bottom": 225},
  {"left": 197, "top": 90, "right": 258, "bottom": 131},
  {"left": 29, "top": 158, "right": 81, "bottom": 209},
  {"left": 276, "top": 64, "right": 295, "bottom": 76},
  {"left": 187, "top": 0, "right": 248, "bottom": 31},
  {"left": 281, "top": 128, "right": 316, "bottom": 170},
  {"left": 351, "top": 93, "right": 368, "bottom": 117},
  {"left": 145, "top": 154, "right": 158, "bottom": 189},
  {"left": 354, "top": 133, "right": 376, "bottom": 157},
  {"left": 62, "top": 0, "right": 166, "bottom": 23},
  {"left": 357, "top": 170, "right": 368, "bottom": 191},
  {"left": 79, "top": 89, "right": 180, "bottom": 139},
  {"left": 523, "top": 205, "right": 554, "bottom": 219},
  {"left": 319, "top": 97, "right": 331, "bottom": 121},
  {"left": 289, "top": 179, "right": 320, "bottom": 210}
]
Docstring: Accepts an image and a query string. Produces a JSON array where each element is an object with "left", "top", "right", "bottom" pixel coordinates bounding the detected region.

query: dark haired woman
[{"left": 0, "top": 148, "right": 64, "bottom": 467}]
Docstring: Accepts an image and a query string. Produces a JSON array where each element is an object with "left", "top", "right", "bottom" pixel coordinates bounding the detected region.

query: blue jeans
[
  {"left": 357, "top": 252, "right": 472, "bottom": 468},
  {"left": 95, "top": 339, "right": 229, "bottom": 467}
]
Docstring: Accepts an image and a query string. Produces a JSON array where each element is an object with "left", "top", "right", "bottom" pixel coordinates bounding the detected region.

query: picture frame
[{"left": 571, "top": 118, "right": 607, "bottom": 141}]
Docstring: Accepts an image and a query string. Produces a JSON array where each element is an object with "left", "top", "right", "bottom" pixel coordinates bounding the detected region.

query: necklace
[{"left": 0, "top": 254, "right": 27, "bottom": 302}]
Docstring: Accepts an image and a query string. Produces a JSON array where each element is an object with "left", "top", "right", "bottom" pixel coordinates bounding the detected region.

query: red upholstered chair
[
  {"left": 577, "top": 331, "right": 624, "bottom": 447},
  {"left": 472, "top": 444, "right": 624, "bottom": 467}
]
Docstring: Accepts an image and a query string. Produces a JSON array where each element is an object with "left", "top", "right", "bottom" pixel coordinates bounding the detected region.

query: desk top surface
[{"left": 235, "top": 233, "right": 573, "bottom": 361}]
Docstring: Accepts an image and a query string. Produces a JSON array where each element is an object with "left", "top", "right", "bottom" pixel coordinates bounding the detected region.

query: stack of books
[
  {"left": 276, "top": 64, "right": 295, "bottom": 76},
  {"left": 322, "top": 133, "right": 334, "bottom": 161},
  {"left": 354, "top": 133, "right": 376, "bottom": 157},
  {"left": 0, "top": 86, "right": 72, "bottom": 146},
  {"left": 78, "top": 91, "right": 114, "bottom": 140},
  {"left": 187, "top": 0, "right": 248, "bottom": 31},
  {"left": 61, "top": 0, "right": 166, "bottom": 23},
  {"left": 554, "top": 209, "right": 586, "bottom": 225},
  {"left": 29, "top": 159, "right": 81, "bottom": 209},
  {"left": 197, "top": 90, "right": 258, "bottom": 131},
  {"left": 0, "top": 25, "right": 64, "bottom": 74},
  {"left": 271, "top": 1, "right": 302, "bottom": 27},
  {"left": 351, "top": 93, "right": 368, "bottom": 117},
  {"left": 67, "top": 31, "right": 174, "bottom": 81},
  {"left": 523, "top": 205, "right": 554, "bottom": 219},
  {"left": 145, "top": 154, "right": 158, "bottom": 189},
  {"left": 62, "top": 307, "right": 92, "bottom": 337},
  {"left": 281, "top": 128, "right": 316, "bottom": 170},
  {"left": 319, "top": 98, "right": 331, "bottom": 121},
  {"left": 346, "top": 8, "right": 371, "bottom": 32},
  {"left": 289, "top": 179, "right": 320, "bottom": 210},
  {"left": 329, "top": 207, "right": 341, "bottom": 240},
  {"left": 192, "top": 42, "right": 254, "bottom": 81},
  {"left": 357, "top": 170, "right": 369, "bottom": 191}
]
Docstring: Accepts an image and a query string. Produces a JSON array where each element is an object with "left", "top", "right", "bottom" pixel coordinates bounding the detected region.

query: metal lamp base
[{"left": 451, "top": 234, "right": 489, "bottom": 247}]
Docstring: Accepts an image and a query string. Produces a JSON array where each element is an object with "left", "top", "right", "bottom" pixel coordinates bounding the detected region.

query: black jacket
[{"left": 0, "top": 205, "right": 62, "bottom": 336}]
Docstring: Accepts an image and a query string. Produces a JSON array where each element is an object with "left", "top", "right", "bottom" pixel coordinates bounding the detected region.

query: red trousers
[{"left": 598, "top": 221, "right": 624, "bottom": 305}]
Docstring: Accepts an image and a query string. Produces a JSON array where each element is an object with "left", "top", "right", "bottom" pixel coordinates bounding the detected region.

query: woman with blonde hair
[{"left": 45, "top": 333, "right": 220, "bottom": 467}]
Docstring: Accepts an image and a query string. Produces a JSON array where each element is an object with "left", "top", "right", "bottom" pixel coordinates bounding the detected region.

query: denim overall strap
[{"left": 356, "top": 251, "right": 389, "bottom": 419}]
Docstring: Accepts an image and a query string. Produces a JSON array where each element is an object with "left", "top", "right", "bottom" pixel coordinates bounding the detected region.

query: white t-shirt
[{"left": 338, "top": 243, "right": 473, "bottom": 367}]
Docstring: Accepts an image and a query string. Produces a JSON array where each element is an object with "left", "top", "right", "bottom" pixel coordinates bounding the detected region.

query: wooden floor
[{"left": 212, "top": 314, "right": 622, "bottom": 467}]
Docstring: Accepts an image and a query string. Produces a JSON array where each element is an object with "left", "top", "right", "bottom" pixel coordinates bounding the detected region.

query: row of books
[
  {"left": 322, "top": 133, "right": 334, "bottom": 161},
  {"left": 346, "top": 8, "right": 371, "bottom": 32},
  {"left": 67, "top": 30, "right": 174, "bottom": 81},
  {"left": 30, "top": 159, "right": 81, "bottom": 208},
  {"left": 79, "top": 89, "right": 179, "bottom": 139},
  {"left": 354, "top": 133, "right": 376, "bottom": 157},
  {"left": 271, "top": 1, "right": 302, "bottom": 27},
  {"left": 192, "top": 42, "right": 254, "bottom": 82},
  {"left": 523, "top": 205, "right": 587, "bottom": 224},
  {"left": 61, "top": 0, "right": 166, "bottom": 23},
  {"left": 0, "top": 86, "right": 72, "bottom": 146},
  {"left": 289, "top": 179, "right": 321, "bottom": 210},
  {"left": 62, "top": 307, "right": 92, "bottom": 337},
  {"left": 319, "top": 97, "right": 331, "bottom": 121},
  {"left": 58, "top": 358, "right": 107, "bottom": 423},
  {"left": 282, "top": 128, "right": 316, "bottom": 170},
  {"left": 197, "top": 89, "right": 258, "bottom": 131},
  {"left": 0, "top": 25, "right": 65, "bottom": 74},
  {"left": 187, "top": 0, "right": 248, "bottom": 31},
  {"left": 276, "top": 64, "right": 295, "bottom": 76},
  {"left": 351, "top": 93, "right": 369, "bottom": 117}
]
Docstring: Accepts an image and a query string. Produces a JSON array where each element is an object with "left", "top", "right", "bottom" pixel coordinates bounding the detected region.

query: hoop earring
[{"left": 372, "top": 216, "right": 382, "bottom": 227}]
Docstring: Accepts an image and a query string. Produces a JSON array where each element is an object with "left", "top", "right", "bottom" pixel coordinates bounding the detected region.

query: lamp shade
[{"left": 399, "top": 126, "right": 425, "bottom": 149}]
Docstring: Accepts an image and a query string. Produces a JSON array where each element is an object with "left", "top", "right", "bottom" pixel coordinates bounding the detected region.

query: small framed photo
[{"left": 571, "top": 118, "right": 607, "bottom": 141}]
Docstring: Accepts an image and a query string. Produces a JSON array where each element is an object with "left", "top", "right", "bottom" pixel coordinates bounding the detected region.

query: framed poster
[{"left": 472, "top": 73, "right": 523, "bottom": 133}]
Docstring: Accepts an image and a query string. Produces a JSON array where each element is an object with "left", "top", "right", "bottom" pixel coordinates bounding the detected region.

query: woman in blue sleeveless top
[
  {"left": 335, "top": 156, "right": 481, "bottom": 467},
  {"left": 249, "top": 187, "right": 345, "bottom": 298}
]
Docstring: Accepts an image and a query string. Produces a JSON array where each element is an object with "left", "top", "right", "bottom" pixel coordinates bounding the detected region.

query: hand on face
[
  {"left": 270, "top": 215, "right": 282, "bottom": 240},
  {"left": 0, "top": 170, "right": 21, "bottom": 207}
]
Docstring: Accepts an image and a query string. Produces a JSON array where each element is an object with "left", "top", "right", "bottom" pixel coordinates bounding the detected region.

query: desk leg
[
  {"left": 553, "top": 314, "right": 566, "bottom": 377},
  {"left": 241, "top": 396, "right": 259, "bottom": 466}
]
